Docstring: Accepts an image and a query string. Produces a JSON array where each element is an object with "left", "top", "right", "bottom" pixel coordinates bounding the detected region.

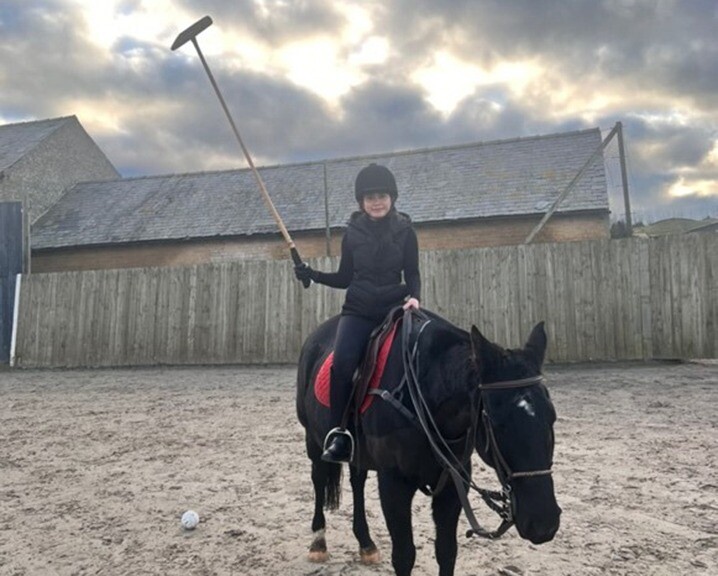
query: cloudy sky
[{"left": 1, "top": 0, "right": 717, "bottom": 222}]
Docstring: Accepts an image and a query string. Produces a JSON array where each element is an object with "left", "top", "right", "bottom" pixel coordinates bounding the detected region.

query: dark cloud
[
  {"left": 592, "top": 114, "right": 718, "bottom": 217},
  {"left": 0, "top": 0, "right": 104, "bottom": 117},
  {"left": 385, "top": 0, "right": 718, "bottom": 110},
  {"left": 444, "top": 89, "right": 594, "bottom": 146},
  {"left": 1, "top": 0, "right": 717, "bottom": 220},
  {"left": 89, "top": 44, "right": 338, "bottom": 175},
  {"left": 334, "top": 80, "right": 442, "bottom": 154}
]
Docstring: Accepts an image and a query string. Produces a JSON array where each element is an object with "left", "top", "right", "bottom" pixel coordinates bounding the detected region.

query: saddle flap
[{"left": 313, "top": 308, "right": 404, "bottom": 413}]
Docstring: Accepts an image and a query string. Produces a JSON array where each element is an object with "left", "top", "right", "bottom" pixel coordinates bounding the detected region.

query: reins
[{"left": 390, "top": 309, "right": 551, "bottom": 540}]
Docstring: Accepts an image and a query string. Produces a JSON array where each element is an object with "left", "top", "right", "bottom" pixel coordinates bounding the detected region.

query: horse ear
[{"left": 525, "top": 321, "right": 547, "bottom": 366}]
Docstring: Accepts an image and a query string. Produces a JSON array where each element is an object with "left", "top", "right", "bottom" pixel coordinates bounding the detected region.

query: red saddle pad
[{"left": 314, "top": 321, "right": 399, "bottom": 414}]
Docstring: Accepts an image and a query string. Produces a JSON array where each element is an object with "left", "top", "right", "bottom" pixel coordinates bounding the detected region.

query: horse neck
[
  {"left": 426, "top": 341, "right": 477, "bottom": 402},
  {"left": 423, "top": 342, "right": 478, "bottom": 439}
]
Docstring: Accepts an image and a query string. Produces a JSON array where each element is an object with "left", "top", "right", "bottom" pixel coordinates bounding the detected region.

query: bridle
[
  {"left": 395, "top": 309, "right": 553, "bottom": 540},
  {"left": 468, "top": 374, "right": 554, "bottom": 538},
  {"left": 479, "top": 375, "right": 554, "bottom": 481}
]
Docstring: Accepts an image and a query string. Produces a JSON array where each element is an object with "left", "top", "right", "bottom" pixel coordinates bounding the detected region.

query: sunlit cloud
[
  {"left": 669, "top": 141, "right": 718, "bottom": 198},
  {"left": 348, "top": 36, "right": 389, "bottom": 66},
  {"left": 277, "top": 37, "right": 362, "bottom": 103},
  {"left": 668, "top": 177, "right": 717, "bottom": 198},
  {"left": 69, "top": 96, "right": 181, "bottom": 136},
  {"left": 74, "top": 0, "right": 190, "bottom": 51},
  {"left": 71, "top": 101, "right": 127, "bottom": 134},
  {"left": 272, "top": 3, "right": 386, "bottom": 105},
  {"left": 339, "top": 2, "right": 374, "bottom": 42},
  {"left": 411, "top": 51, "right": 540, "bottom": 114},
  {"left": 194, "top": 3, "right": 385, "bottom": 106}
]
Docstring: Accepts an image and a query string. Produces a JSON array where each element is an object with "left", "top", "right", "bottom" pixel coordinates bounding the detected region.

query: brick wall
[
  {"left": 416, "top": 212, "right": 608, "bottom": 250},
  {"left": 31, "top": 213, "right": 608, "bottom": 273}
]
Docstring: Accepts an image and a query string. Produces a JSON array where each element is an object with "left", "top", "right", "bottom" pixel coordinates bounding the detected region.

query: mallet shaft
[
  {"left": 171, "top": 16, "right": 309, "bottom": 284},
  {"left": 190, "top": 38, "right": 296, "bottom": 250}
]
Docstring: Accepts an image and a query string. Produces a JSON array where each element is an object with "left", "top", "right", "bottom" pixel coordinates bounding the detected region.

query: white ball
[{"left": 181, "top": 510, "right": 199, "bottom": 530}]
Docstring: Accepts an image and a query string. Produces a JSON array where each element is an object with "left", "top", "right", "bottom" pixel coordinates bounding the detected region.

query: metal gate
[{"left": 0, "top": 202, "right": 24, "bottom": 363}]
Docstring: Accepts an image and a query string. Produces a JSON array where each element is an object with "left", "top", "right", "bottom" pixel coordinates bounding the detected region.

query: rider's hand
[
  {"left": 403, "top": 297, "right": 420, "bottom": 311},
  {"left": 294, "top": 263, "right": 315, "bottom": 284}
]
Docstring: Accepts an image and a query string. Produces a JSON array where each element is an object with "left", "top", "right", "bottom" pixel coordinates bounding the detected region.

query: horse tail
[{"left": 322, "top": 460, "right": 343, "bottom": 511}]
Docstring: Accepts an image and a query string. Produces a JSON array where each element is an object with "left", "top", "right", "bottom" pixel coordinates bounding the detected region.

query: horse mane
[
  {"left": 417, "top": 309, "right": 471, "bottom": 345},
  {"left": 414, "top": 309, "right": 479, "bottom": 402}
]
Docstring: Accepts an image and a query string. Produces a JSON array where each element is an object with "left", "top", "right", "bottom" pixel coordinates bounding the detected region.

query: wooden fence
[{"left": 11, "top": 235, "right": 717, "bottom": 368}]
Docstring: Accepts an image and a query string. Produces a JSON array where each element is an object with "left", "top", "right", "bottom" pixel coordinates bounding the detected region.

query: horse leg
[
  {"left": 307, "top": 439, "right": 342, "bottom": 563},
  {"left": 378, "top": 469, "right": 417, "bottom": 576},
  {"left": 431, "top": 482, "right": 463, "bottom": 576},
  {"left": 349, "top": 466, "right": 380, "bottom": 564},
  {"left": 308, "top": 459, "right": 328, "bottom": 562}
]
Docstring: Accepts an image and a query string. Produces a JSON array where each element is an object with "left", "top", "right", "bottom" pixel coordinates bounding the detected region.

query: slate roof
[
  {"left": 0, "top": 117, "right": 74, "bottom": 173},
  {"left": 32, "top": 127, "right": 609, "bottom": 249}
]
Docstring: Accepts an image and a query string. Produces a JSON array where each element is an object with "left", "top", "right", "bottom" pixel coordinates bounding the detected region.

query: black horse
[{"left": 296, "top": 309, "right": 560, "bottom": 576}]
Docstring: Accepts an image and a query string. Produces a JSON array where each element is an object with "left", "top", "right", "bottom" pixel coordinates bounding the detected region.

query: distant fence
[{"left": 11, "top": 235, "right": 717, "bottom": 368}]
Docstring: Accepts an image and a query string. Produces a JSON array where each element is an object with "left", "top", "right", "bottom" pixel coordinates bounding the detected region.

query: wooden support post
[
  {"left": 616, "top": 121, "right": 633, "bottom": 234},
  {"left": 324, "top": 162, "right": 331, "bottom": 257},
  {"left": 524, "top": 123, "right": 620, "bottom": 244}
]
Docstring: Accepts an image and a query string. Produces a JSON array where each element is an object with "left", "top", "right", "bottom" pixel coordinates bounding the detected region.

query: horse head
[{"left": 470, "top": 322, "right": 561, "bottom": 544}]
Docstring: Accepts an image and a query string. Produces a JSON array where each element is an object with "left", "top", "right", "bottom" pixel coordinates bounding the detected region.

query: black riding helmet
[{"left": 354, "top": 163, "right": 398, "bottom": 204}]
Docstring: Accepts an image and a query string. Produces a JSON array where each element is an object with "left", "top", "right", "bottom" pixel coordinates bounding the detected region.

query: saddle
[{"left": 314, "top": 306, "right": 405, "bottom": 418}]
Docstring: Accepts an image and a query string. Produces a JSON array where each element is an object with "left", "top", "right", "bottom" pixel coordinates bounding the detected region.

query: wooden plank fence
[{"left": 10, "top": 235, "right": 717, "bottom": 368}]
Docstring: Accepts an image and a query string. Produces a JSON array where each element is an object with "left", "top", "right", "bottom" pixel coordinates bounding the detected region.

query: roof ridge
[
  {"left": 0, "top": 116, "right": 78, "bottom": 174},
  {"left": 0, "top": 115, "right": 76, "bottom": 129},
  {"left": 319, "top": 127, "right": 602, "bottom": 167}
]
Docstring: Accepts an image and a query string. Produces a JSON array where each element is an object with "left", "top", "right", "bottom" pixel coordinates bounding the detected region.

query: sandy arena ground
[{"left": 1, "top": 360, "right": 716, "bottom": 576}]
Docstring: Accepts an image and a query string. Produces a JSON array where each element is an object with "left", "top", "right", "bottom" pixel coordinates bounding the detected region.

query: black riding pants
[{"left": 330, "top": 314, "right": 378, "bottom": 429}]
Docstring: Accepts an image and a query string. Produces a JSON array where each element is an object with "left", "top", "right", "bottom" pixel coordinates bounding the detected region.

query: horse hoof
[
  {"left": 308, "top": 550, "right": 329, "bottom": 563},
  {"left": 360, "top": 546, "right": 381, "bottom": 565}
]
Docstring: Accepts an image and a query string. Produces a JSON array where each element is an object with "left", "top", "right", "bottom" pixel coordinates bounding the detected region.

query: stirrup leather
[{"left": 323, "top": 427, "right": 355, "bottom": 462}]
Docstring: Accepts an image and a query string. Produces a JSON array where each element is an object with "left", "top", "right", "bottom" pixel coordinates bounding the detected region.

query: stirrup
[{"left": 323, "top": 427, "right": 355, "bottom": 462}]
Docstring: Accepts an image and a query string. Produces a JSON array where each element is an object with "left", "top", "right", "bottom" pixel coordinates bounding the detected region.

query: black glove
[{"left": 294, "top": 263, "right": 315, "bottom": 284}]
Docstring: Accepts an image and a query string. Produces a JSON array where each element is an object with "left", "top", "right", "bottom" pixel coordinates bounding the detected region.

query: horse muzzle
[
  {"left": 518, "top": 505, "right": 561, "bottom": 544},
  {"left": 512, "top": 477, "right": 561, "bottom": 544}
]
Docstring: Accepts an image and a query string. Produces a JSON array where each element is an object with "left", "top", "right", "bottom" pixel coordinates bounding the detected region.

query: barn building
[
  {"left": 0, "top": 116, "right": 119, "bottom": 223},
  {"left": 30, "top": 127, "right": 610, "bottom": 273}
]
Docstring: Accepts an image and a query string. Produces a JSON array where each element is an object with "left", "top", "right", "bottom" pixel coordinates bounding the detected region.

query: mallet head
[{"left": 171, "top": 15, "right": 213, "bottom": 51}]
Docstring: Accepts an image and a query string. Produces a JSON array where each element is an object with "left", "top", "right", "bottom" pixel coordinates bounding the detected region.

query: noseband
[{"left": 479, "top": 374, "right": 545, "bottom": 390}]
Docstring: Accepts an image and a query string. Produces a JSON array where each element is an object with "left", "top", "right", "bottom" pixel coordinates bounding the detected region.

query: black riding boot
[{"left": 322, "top": 366, "right": 354, "bottom": 463}]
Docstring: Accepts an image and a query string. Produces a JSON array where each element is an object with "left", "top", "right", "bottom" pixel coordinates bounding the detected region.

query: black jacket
[{"left": 313, "top": 210, "right": 421, "bottom": 321}]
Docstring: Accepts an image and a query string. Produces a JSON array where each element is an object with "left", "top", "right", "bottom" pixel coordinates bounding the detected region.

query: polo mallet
[{"left": 171, "top": 15, "right": 310, "bottom": 288}]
